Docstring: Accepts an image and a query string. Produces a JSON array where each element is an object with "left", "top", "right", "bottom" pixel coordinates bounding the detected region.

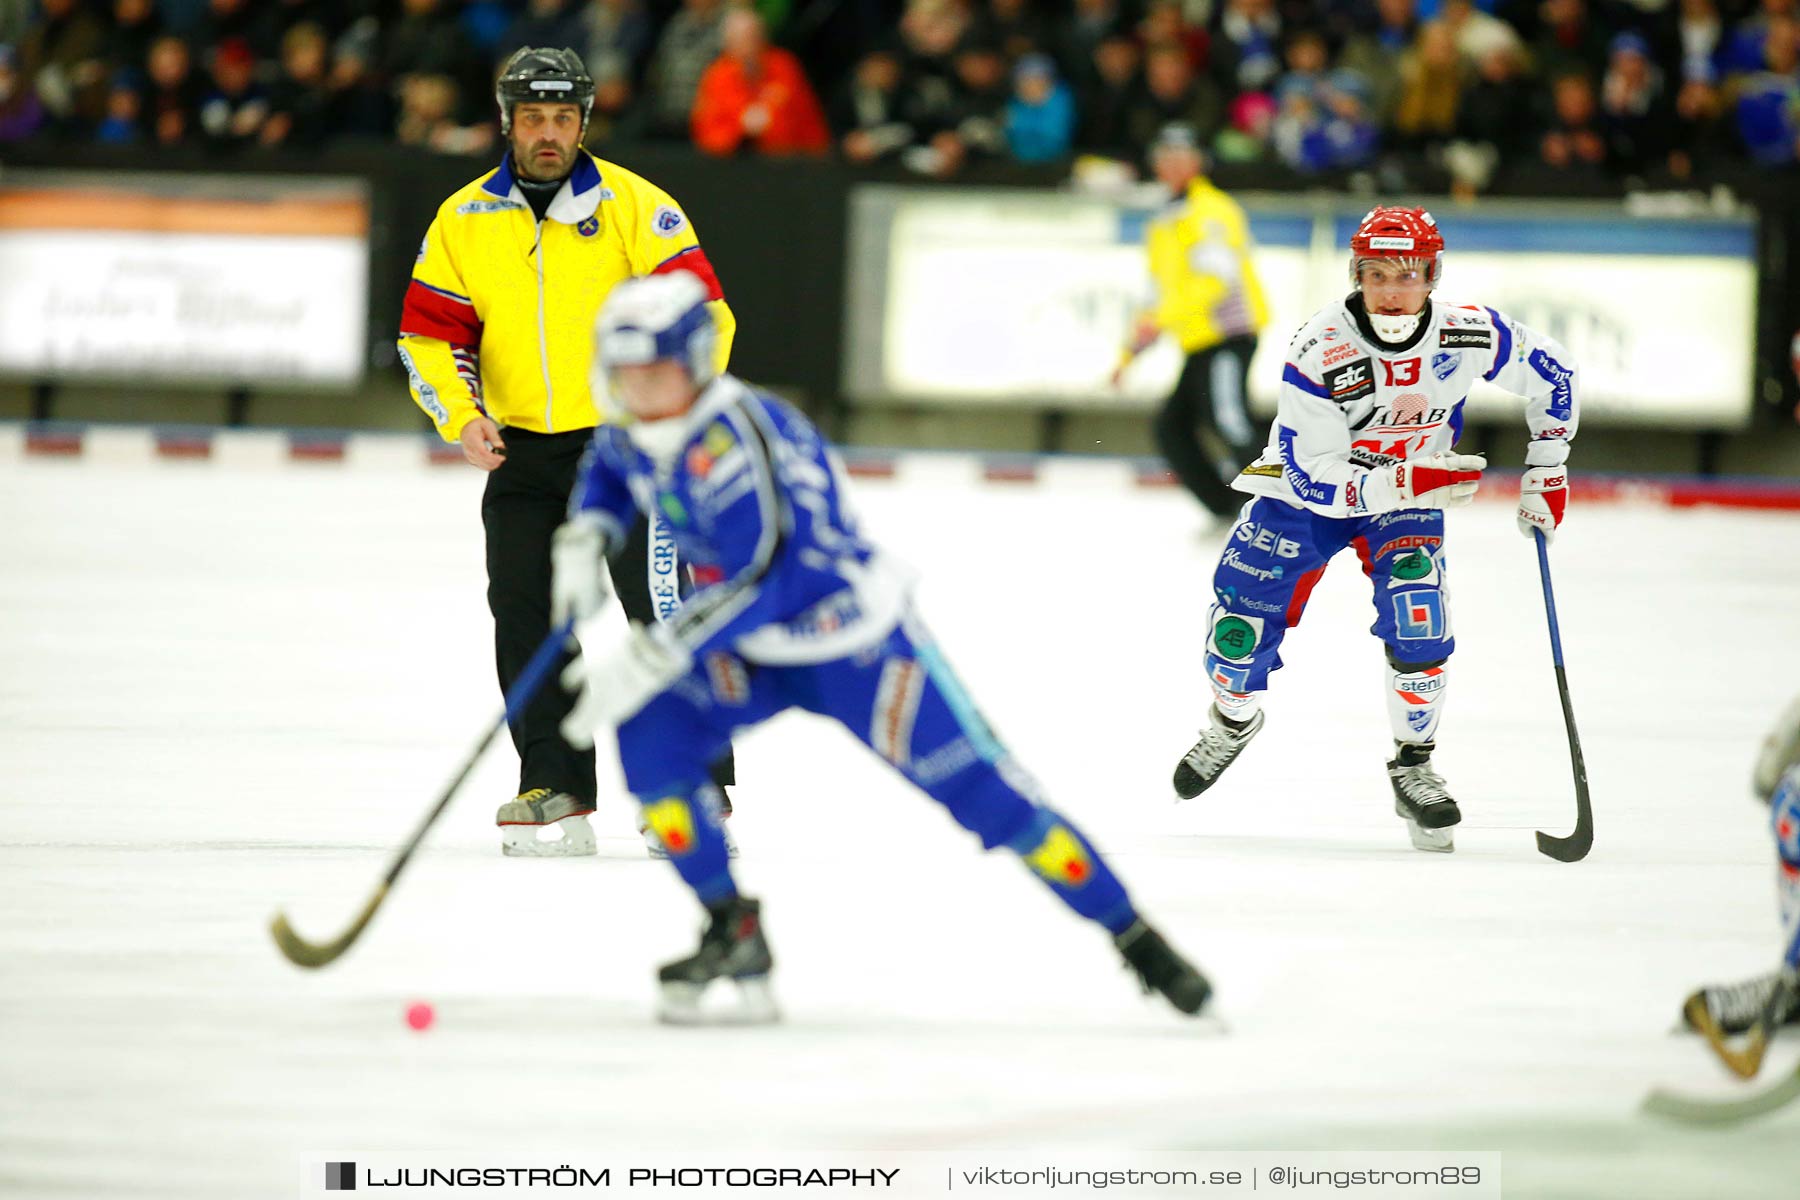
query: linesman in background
[
  {"left": 1114, "top": 123, "right": 1270, "bottom": 521},
  {"left": 398, "top": 46, "right": 739, "bottom": 857}
]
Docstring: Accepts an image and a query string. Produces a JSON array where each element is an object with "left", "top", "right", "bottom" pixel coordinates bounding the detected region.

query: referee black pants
[
  {"left": 1152, "top": 334, "right": 1263, "bottom": 518},
  {"left": 481, "top": 427, "right": 735, "bottom": 804}
]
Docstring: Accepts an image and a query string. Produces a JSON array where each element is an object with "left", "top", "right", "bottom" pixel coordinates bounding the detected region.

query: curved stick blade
[
  {"left": 1535, "top": 825, "right": 1592, "bottom": 863},
  {"left": 269, "top": 885, "right": 388, "bottom": 970}
]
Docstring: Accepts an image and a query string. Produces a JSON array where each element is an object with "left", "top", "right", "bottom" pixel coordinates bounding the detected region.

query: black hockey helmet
[{"left": 495, "top": 46, "right": 595, "bottom": 135}]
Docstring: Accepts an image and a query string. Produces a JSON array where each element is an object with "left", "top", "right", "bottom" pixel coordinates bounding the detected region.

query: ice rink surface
[{"left": 4, "top": 446, "right": 1799, "bottom": 1198}]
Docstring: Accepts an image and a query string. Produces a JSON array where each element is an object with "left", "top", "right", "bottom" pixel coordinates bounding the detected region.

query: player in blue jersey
[
  {"left": 548, "top": 273, "right": 1212, "bottom": 1023},
  {"left": 1680, "top": 698, "right": 1800, "bottom": 1042}
]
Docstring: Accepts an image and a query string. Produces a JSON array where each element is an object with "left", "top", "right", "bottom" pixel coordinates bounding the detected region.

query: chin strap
[{"left": 1368, "top": 310, "right": 1423, "bottom": 342}]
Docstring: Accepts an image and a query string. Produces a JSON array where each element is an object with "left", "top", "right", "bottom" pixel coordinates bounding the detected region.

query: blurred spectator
[
  {"left": 462, "top": 1, "right": 513, "bottom": 54},
  {"left": 890, "top": 0, "right": 968, "bottom": 152},
  {"left": 1667, "top": 72, "right": 1728, "bottom": 178},
  {"left": 583, "top": 0, "right": 652, "bottom": 92},
  {"left": 1392, "top": 19, "right": 1466, "bottom": 149},
  {"left": 1457, "top": 41, "right": 1532, "bottom": 157},
  {"left": 1274, "top": 65, "right": 1379, "bottom": 170},
  {"left": 1062, "top": 0, "right": 1126, "bottom": 87},
  {"left": 831, "top": 49, "right": 917, "bottom": 164},
  {"left": 979, "top": 0, "right": 1056, "bottom": 64},
  {"left": 93, "top": 66, "right": 142, "bottom": 142},
  {"left": 144, "top": 32, "right": 200, "bottom": 144},
  {"left": 197, "top": 36, "right": 269, "bottom": 148},
  {"left": 1339, "top": 0, "right": 1419, "bottom": 123},
  {"left": 498, "top": 0, "right": 588, "bottom": 65},
  {"left": 1213, "top": 88, "right": 1278, "bottom": 161},
  {"left": 1273, "top": 27, "right": 1331, "bottom": 105},
  {"left": 581, "top": 0, "right": 651, "bottom": 142},
  {"left": 0, "top": 42, "right": 47, "bottom": 140},
  {"left": 691, "top": 7, "right": 829, "bottom": 156},
  {"left": 1722, "top": 0, "right": 1799, "bottom": 75},
  {"left": 1598, "top": 31, "right": 1672, "bottom": 175},
  {"left": 1673, "top": 0, "right": 1727, "bottom": 84},
  {"left": 642, "top": 0, "right": 727, "bottom": 139},
  {"left": 1212, "top": 0, "right": 1284, "bottom": 95},
  {"left": 0, "top": 1, "right": 26, "bottom": 44},
  {"left": 263, "top": 21, "right": 333, "bottom": 148},
  {"left": 395, "top": 71, "right": 494, "bottom": 154},
  {"left": 384, "top": 0, "right": 484, "bottom": 123},
  {"left": 1533, "top": 0, "right": 1610, "bottom": 82},
  {"left": 1734, "top": 14, "right": 1800, "bottom": 165},
  {"left": 937, "top": 35, "right": 1011, "bottom": 167},
  {"left": 1004, "top": 50, "right": 1074, "bottom": 161},
  {"left": 17, "top": 0, "right": 107, "bottom": 128},
  {"left": 102, "top": 0, "right": 163, "bottom": 76},
  {"left": 1138, "top": 0, "right": 1208, "bottom": 70},
  {"left": 246, "top": 1, "right": 350, "bottom": 62},
  {"left": 324, "top": 27, "right": 393, "bottom": 140},
  {"left": 196, "top": 0, "right": 256, "bottom": 62},
  {"left": 1075, "top": 31, "right": 1145, "bottom": 157},
  {"left": 1538, "top": 70, "right": 1608, "bottom": 172},
  {"left": 1439, "top": 0, "right": 1523, "bottom": 63},
  {"left": 1125, "top": 42, "right": 1224, "bottom": 149}
]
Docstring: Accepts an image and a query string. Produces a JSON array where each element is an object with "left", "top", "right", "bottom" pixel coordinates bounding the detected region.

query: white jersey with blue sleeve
[
  {"left": 571, "top": 375, "right": 915, "bottom": 666},
  {"left": 1233, "top": 294, "right": 1579, "bottom": 518}
]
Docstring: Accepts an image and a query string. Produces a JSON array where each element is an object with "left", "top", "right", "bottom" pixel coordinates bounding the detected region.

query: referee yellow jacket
[
  {"left": 398, "top": 149, "right": 735, "bottom": 441},
  {"left": 1145, "top": 177, "right": 1269, "bottom": 356}
]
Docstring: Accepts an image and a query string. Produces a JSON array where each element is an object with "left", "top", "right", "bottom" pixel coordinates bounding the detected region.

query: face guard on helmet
[
  {"left": 594, "top": 274, "right": 718, "bottom": 462},
  {"left": 495, "top": 46, "right": 595, "bottom": 136},
  {"left": 1349, "top": 206, "right": 1445, "bottom": 343}
]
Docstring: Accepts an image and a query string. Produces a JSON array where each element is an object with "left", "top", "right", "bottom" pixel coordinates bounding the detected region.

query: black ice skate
[
  {"left": 1172, "top": 706, "right": 1265, "bottom": 800},
  {"left": 1387, "top": 742, "right": 1460, "bottom": 853},
  {"left": 1682, "top": 971, "right": 1800, "bottom": 1037},
  {"left": 1115, "top": 921, "right": 1212, "bottom": 1016},
  {"left": 657, "top": 895, "right": 778, "bottom": 1025}
]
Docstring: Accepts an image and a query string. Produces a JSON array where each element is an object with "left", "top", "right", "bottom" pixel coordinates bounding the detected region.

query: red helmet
[{"left": 1349, "top": 206, "right": 1444, "bottom": 286}]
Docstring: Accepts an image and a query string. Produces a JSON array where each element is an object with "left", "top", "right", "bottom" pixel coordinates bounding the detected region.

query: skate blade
[
  {"left": 657, "top": 976, "right": 780, "bottom": 1026},
  {"left": 501, "top": 818, "right": 597, "bottom": 858},
  {"left": 1404, "top": 821, "right": 1454, "bottom": 853}
]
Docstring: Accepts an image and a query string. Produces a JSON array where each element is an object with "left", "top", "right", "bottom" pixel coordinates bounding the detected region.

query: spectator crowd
[{"left": 2, "top": 0, "right": 1797, "bottom": 192}]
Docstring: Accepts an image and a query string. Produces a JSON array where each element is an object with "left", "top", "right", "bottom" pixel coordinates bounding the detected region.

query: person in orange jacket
[{"left": 690, "top": 7, "right": 828, "bottom": 156}]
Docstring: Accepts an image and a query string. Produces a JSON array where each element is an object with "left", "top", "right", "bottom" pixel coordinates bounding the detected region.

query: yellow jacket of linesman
[
  {"left": 398, "top": 149, "right": 735, "bottom": 441},
  {"left": 1144, "top": 177, "right": 1268, "bottom": 355}
]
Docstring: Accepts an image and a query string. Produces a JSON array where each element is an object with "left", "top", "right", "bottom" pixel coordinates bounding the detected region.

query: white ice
[{"left": 3, "top": 442, "right": 1799, "bottom": 1198}]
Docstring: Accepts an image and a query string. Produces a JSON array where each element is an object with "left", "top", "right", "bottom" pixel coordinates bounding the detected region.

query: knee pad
[{"left": 1004, "top": 806, "right": 1096, "bottom": 888}]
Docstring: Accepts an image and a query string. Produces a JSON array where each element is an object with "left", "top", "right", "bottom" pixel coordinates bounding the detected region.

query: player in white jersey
[{"left": 1170, "top": 206, "right": 1577, "bottom": 851}]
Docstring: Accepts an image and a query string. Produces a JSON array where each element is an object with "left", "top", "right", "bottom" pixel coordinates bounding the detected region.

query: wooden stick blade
[
  {"left": 1642, "top": 1067, "right": 1800, "bottom": 1125},
  {"left": 269, "top": 885, "right": 388, "bottom": 970}
]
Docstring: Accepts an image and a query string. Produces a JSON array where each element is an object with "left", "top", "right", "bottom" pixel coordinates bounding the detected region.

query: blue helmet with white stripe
[{"left": 594, "top": 273, "right": 718, "bottom": 392}]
